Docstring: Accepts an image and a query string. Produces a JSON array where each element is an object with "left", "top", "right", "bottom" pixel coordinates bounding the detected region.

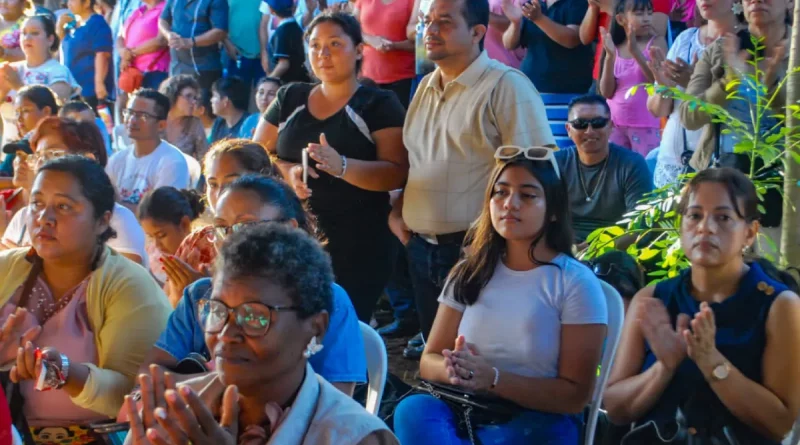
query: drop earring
[{"left": 303, "top": 336, "right": 324, "bottom": 359}]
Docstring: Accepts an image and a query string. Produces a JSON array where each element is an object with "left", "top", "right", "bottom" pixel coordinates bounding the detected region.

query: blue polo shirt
[
  {"left": 60, "top": 14, "right": 114, "bottom": 99},
  {"left": 518, "top": 0, "right": 593, "bottom": 94},
  {"left": 154, "top": 278, "right": 367, "bottom": 384},
  {"left": 160, "top": 0, "right": 228, "bottom": 73}
]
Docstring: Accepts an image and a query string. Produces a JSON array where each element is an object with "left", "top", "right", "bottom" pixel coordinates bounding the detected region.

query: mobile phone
[
  {"left": 89, "top": 421, "right": 129, "bottom": 445},
  {"left": 302, "top": 149, "right": 309, "bottom": 184}
]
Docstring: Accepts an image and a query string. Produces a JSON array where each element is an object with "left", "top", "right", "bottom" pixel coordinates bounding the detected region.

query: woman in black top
[{"left": 254, "top": 11, "right": 408, "bottom": 322}]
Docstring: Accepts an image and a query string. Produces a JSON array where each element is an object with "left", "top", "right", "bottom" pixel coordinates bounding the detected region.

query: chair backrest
[
  {"left": 584, "top": 281, "right": 626, "bottom": 445},
  {"left": 359, "top": 321, "right": 388, "bottom": 416}
]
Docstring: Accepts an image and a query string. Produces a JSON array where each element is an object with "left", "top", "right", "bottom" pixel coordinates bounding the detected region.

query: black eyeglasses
[
  {"left": 122, "top": 109, "right": 161, "bottom": 121},
  {"left": 589, "top": 262, "right": 618, "bottom": 277},
  {"left": 197, "top": 298, "right": 300, "bottom": 337},
  {"left": 568, "top": 117, "right": 610, "bottom": 130}
]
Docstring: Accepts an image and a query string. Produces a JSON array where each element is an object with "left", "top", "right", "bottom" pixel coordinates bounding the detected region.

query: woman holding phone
[{"left": 254, "top": 11, "right": 408, "bottom": 322}]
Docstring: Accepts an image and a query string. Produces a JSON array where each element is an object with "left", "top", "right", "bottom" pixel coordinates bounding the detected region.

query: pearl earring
[{"left": 303, "top": 336, "right": 324, "bottom": 359}]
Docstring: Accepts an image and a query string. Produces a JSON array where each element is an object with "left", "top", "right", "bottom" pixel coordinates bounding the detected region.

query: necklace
[{"left": 576, "top": 154, "right": 609, "bottom": 202}]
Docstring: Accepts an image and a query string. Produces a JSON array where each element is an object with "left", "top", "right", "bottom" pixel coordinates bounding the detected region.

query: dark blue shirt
[
  {"left": 60, "top": 14, "right": 114, "bottom": 99},
  {"left": 642, "top": 263, "right": 788, "bottom": 444},
  {"left": 209, "top": 115, "right": 247, "bottom": 144},
  {"left": 268, "top": 18, "right": 309, "bottom": 84},
  {"left": 519, "top": 0, "right": 593, "bottom": 94},
  {"left": 160, "top": 0, "right": 228, "bottom": 73}
]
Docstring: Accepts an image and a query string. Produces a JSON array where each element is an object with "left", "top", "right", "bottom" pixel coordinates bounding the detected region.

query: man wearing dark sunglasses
[{"left": 555, "top": 94, "right": 652, "bottom": 249}]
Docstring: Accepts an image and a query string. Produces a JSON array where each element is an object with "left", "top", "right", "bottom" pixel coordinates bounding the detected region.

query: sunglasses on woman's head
[
  {"left": 568, "top": 117, "right": 610, "bottom": 130},
  {"left": 494, "top": 145, "right": 561, "bottom": 179},
  {"left": 211, "top": 219, "right": 288, "bottom": 243}
]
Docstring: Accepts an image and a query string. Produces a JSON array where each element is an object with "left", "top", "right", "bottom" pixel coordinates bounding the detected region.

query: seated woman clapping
[
  {"left": 393, "top": 149, "right": 608, "bottom": 444},
  {"left": 125, "top": 224, "right": 397, "bottom": 445},
  {"left": 603, "top": 168, "right": 800, "bottom": 443},
  {"left": 136, "top": 175, "right": 365, "bottom": 396},
  {"left": 0, "top": 156, "right": 169, "bottom": 441}
]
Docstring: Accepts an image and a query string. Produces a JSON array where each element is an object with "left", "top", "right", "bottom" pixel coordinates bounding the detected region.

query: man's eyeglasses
[
  {"left": 494, "top": 145, "right": 561, "bottom": 179},
  {"left": 122, "top": 109, "right": 160, "bottom": 121},
  {"left": 211, "top": 219, "right": 287, "bottom": 243},
  {"left": 197, "top": 298, "right": 300, "bottom": 337},
  {"left": 568, "top": 117, "right": 610, "bottom": 130}
]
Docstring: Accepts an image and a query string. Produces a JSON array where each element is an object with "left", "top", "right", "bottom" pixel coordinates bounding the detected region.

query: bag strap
[
  {"left": 144, "top": 48, "right": 169, "bottom": 72},
  {"left": 16, "top": 254, "right": 42, "bottom": 310}
]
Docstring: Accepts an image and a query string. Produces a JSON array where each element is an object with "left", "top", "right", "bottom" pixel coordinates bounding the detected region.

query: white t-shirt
[
  {"left": 439, "top": 254, "right": 608, "bottom": 379},
  {"left": 1, "top": 59, "right": 81, "bottom": 144},
  {"left": 105, "top": 140, "right": 191, "bottom": 206},
  {"left": 2, "top": 203, "right": 148, "bottom": 267},
  {"left": 183, "top": 153, "right": 201, "bottom": 189}
]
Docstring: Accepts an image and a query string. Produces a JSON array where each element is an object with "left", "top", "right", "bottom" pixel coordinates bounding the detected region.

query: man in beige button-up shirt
[{"left": 390, "top": 0, "right": 555, "bottom": 352}]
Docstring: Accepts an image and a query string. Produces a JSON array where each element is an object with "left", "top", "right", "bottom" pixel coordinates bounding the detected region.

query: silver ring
[{"left": 467, "top": 370, "right": 474, "bottom": 380}]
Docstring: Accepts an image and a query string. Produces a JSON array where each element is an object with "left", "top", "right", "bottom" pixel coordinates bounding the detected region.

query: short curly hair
[
  {"left": 215, "top": 224, "right": 333, "bottom": 317},
  {"left": 158, "top": 74, "right": 201, "bottom": 108}
]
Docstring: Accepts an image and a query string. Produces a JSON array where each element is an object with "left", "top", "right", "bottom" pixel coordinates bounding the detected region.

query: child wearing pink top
[
  {"left": 119, "top": 0, "right": 169, "bottom": 89},
  {"left": 598, "top": 0, "right": 666, "bottom": 157}
]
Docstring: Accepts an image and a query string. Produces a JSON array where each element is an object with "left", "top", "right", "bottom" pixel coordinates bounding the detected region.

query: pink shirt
[
  {"left": 356, "top": 0, "right": 415, "bottom": 84},
  {"left": 1, "top": 276, "right": 105, "bottom": 427},
  {"left": 607, "top": 36, "right": 660, "bottom": 128},
  {"left": 123, "top": 2, "right": 169, "bottom": 73},
  {"left": 486, "top": 0, "right": 526, "bottom": 69}
]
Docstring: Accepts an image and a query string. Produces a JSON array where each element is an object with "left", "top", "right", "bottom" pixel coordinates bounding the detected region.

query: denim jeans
[
  {"left": 394, "top": 394, "right": 580, "bottom": 445},
  {"left": 406, "top": 234, "right": 462, "bottom": 339},
  {"left": 385, "top": 240, "right": 416, "bottom": 323}
]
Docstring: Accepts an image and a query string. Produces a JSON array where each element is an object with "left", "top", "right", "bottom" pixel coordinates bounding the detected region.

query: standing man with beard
[
  {"left": 393, "top": 0, "right": 554, "bottom": 358},
  {"left": 556, "top": 94, "right": 652, "bottom": 249}
]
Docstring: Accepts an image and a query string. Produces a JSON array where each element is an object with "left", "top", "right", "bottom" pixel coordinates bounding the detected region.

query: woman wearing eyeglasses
[
  {"left": 393, "top": 148, "right": 608, "bottom": 444},
  {"left": 2, "top": 117, "right": 147, "bottom": 266},
  {"left": 125, "top": 223, "right": 393, "bottom": 445},
  {"left": 156, "top": 75, "right": 208, "bottom": 162},
  {"left": 0, "top": 156, "right": 169, "bottom": 445},
  {"left": 132, "top": 174, "right": 365, "bottom": 400},
  {"left": 159, "top": 139, "right": 275, "bottom": 306}
]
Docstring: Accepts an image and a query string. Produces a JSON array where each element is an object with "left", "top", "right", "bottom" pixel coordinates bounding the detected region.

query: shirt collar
[{"left": 428, "top": 50, "right": 491, "bottom": 92}]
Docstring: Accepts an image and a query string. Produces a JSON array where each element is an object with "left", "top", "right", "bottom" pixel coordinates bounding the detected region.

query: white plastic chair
[
  {"left": 359, "top": 321, "right": 388, "bottom": 416},
  {"left": 584, "top": 281, "right": 626, "bottom": 445}
]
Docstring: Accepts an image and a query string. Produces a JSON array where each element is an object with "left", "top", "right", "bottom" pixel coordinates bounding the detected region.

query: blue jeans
[
  {"left": 385, "top": 240, "right": 416, "bottom": 323},
  {"left": 406, "top": 234, "right": 462, "bottom": 339},
  {"left": 394, "top": 394, "right": 580, "bottom": 445},
  {"left": 225, "top": 55, "right": 266, "bottom": 88},
  {"left": 142, "top": 71, "right": 169, "bottom": 89}
]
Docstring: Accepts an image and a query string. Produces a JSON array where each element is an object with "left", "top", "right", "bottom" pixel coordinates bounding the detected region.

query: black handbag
[
  {"left": 620, "top": 409, "right": 742, "bottom": 445},
  {"left": 414, "top": 380, "right": 525, "bottom": 445}
]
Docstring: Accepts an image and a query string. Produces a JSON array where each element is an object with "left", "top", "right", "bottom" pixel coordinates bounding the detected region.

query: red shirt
[
  {"left": 0, "top": 386, "right": 11, "bottom": 445},
  {"left": 592, "top": 12, "right": 611, "bottom": 80},
  {"left": 356, "top": 0, "right": 416, "bottom": 84}
]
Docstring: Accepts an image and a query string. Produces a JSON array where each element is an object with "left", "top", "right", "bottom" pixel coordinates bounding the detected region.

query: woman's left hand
[
  {"left": 306, "top": 133, "right": 344, "bottom": 178},
  {"left": 443, "top": 335, "right": 495, "bottom": 391},
  {"left": 683, "top": 302, "right": 725, "bottom": 377},
  {"left": 147, "top": 385, "right": 240, "bottom": 445},
  {"left": 10, "top": 343, "right": 60, "bottom": 383}
]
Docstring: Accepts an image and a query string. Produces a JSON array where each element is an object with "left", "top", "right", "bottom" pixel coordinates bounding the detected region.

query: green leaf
[
  {"left": 758, "top": 204, "right": 766, "bottom": 214},
  {"left": 625, "top": 85, "right": 639, "bottom": 99},
  {"left": 639, "top": 248, "right": 661, "bottom": 261},
  {"left": 648, "top": 270, "right": 668, "bottom": 277}
]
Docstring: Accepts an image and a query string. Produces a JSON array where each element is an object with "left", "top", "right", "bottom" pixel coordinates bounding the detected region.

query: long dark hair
[
  {"left": 138, "top": 186, "right": 206, "bottom": 225},
  {"left": 610, "top": 0, "right": 653, "bottom": 46},
  {"left": 446, "top": 158, "right": 574, "bottom": 306}
]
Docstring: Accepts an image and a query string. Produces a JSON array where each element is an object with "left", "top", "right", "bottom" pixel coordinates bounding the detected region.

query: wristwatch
[{"left": 711, "top": 362, "right": 730, "bottom": 381}]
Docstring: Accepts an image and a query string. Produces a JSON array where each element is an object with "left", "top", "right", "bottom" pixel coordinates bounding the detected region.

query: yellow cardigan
[{"left": 0, "top": 247, "right": 172, "bottom": 418}]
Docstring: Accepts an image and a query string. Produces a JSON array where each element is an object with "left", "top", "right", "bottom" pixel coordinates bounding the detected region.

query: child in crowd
[
  {"left": 264, "top": 0, "right": 309, "bottom": 84},
  {"left": 208, "top": 76, "right": 250, "bottom": 142},
  {"left": 137, "top": 186, "right": 205, "bottom": 304},
  {"left": 598, "top": 0, "right": 665, "bottom": 157},
  {"left": 240, "top": 76, "right": 280, "bottom": 138}
]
